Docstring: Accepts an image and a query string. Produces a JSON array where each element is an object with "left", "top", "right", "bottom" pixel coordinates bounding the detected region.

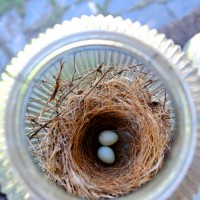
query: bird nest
[{"left": 26, "top": 61, "right": 174, "bottom": 199}]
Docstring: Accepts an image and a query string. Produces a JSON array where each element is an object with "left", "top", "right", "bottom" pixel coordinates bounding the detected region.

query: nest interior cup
[{"left": 0, "top": 15, "right": 199, "bottom": 200}]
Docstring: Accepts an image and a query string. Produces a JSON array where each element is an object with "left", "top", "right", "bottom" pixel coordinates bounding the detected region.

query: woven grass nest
[{"left": 27, "top": 61, "right": 174, "bottom": 199}]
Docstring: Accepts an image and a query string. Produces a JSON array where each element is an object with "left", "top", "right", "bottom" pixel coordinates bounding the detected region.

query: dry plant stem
[
  {"left": 82, "top": 65, "right": 114, "bottom": 101},
  {"left": 26, "top": 61, "right": 174, "bottom": 200},
  {"left": 49, "top": 61, "right": 65, "bottom": 102}
]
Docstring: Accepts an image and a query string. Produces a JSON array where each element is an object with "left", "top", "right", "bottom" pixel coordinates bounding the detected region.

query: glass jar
[{"left": 0, "top": 15, "right": 199, "bottom": 200}]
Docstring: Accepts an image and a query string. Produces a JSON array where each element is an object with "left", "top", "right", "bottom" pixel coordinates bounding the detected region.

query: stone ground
[{"left": 0, "top": 0, "right": 200, "bottom": 199}]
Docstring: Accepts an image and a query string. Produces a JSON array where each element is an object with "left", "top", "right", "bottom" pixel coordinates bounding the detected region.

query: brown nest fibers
[{"left": 27, "top": 61, "right": 174, "bottom": 199}]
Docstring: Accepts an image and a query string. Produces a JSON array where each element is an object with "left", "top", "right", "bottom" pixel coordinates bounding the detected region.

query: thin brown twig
[
  {"left": 57, "top": 68, "right": 100, "bottom": 106},
  {"left": 49, "top": 61, "right": 65, "bottom": 102},
  {"left": 82, "top": 65, "right": 115, "bottom": 101}
]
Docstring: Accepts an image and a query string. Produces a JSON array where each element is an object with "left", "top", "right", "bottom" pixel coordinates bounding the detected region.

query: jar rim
[{"left": 0, "top": 15, "right": 199, "bottom": 200}]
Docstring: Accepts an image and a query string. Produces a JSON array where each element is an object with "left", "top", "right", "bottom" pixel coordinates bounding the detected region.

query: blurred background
[
  {"left": 0, "top": 0, "right": 200, "bottom": 74},
  {"left": 0, "top": 0, "right": 200, "bottom": 199}
]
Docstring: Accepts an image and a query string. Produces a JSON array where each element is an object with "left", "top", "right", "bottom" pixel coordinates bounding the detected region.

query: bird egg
[
  {"left": 97, "top": 146, "right": 115, "bottom": 164},
  {"left": 98, "top": 130, "right": 118, "bottom": 146}
]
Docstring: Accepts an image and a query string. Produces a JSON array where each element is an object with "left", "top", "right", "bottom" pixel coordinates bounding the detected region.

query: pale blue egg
[{"left": 97, "top": 146, "right": 115, "bottom": 164}]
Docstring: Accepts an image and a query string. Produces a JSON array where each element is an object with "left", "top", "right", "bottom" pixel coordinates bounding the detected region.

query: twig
[
  {"left": 72, "top": 54, "right": 77, "bottom": 81},
  {"left": 49, "top": 61, "right": 65, "bottom": 102},
  {"left": 96, "top": 62, "right": 104, "bottom": 74},
  {"left": 28, "top": 122, "right": 50, "bottom": 140},
  {"left": 28, "top": 114, "right": 61, "bottom": 139},
  {"left": 82, "top": 65, "right": 114, "bottom": 100},
  {"left": 58, "top": 68, "right": 99, "bottom": 106},
  {"left": 113, "top": 64, "right": 142, "bottom": 76}
]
